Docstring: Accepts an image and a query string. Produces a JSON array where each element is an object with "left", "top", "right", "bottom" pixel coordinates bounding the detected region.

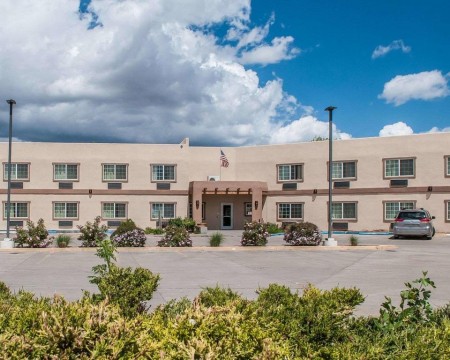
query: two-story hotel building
[{"left": 2, "top": 132, "right": 450, "bottom": 233}]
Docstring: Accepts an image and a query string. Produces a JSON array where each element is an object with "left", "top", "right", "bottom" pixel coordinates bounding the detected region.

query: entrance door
[{"left": 221, "top": 203, "right": 233, "bottom": 230}]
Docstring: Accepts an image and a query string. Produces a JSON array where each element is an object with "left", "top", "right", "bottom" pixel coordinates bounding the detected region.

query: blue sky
[{"left": 0, "top": 0, "right": 448, "bottom": 145}]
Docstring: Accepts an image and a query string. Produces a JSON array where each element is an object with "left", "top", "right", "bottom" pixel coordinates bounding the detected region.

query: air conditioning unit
[{"left": 207, "top": 175, "right": 220, "bottom": 181}]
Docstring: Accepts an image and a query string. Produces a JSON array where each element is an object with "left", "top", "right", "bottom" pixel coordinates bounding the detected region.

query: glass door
[{"left": 221, "top": 203, "right": 233, "bottom": 230}]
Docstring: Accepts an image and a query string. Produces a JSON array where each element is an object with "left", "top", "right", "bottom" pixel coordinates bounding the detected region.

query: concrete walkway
[{"left": 1, "top": 232, "right": 450, "bottom": 316}]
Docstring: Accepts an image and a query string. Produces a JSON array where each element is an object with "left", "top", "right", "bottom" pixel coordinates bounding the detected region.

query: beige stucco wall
[{"left": 0, "top": 132, "right": 449, "bottom": 232}]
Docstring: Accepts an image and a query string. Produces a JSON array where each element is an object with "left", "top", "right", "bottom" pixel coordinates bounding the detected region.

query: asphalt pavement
[{"left": 1, "top": 231, "right": 450, "bottom": 316}]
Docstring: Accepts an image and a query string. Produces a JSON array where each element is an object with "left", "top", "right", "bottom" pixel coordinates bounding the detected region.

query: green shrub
[
  {"left": 349, "top": 235, "right": 359, "bottom": 246},
  {"left": 209, "top": 232, "right": 223, "bottom": 247},
  {"left": 55, "top": 234, "right": 71, "bottom": 248},
  {"left": 14, "top": 219, "right": 53, "bottom": 248},
  {"left": 196, "top": 286, "right": 242, "bottom": 307},
  {"left": 266, "top": 222, "right": 283, "bottom": 234},
  {"left": 168, "top": 217, "right": 199, "bottom": 233},
  {"left": 157, "top": 224, "right": 192, "bottom": 247},
  {"left": 144, "top": 227, "right": 164, "bottom": 235},
  {"left": 241, "top": 221, "right": 269, "bottom": 246},
  {"left": 283, "top": 222, "right": 322, "bottom": 246},
  {"left": 77, "top": 216, "right": 108, "bottom": 247},
  {"left": 88, "top": 239, "right": 160, "bottom": 317},
  {"left": 110, "top": 218, "right": 140, "bottom": 238}
]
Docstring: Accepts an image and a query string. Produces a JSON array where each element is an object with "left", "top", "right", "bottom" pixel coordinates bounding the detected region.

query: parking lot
[{"left": 1, "top": 232, "right": 450, "bottom": 316}]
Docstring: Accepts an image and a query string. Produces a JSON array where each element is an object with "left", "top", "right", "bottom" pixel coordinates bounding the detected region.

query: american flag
[{"left": 220, "top": 150, "right": 229, "bottom": 167}]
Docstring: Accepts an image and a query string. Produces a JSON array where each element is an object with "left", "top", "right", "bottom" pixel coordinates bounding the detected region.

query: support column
[{"left": 251, "top": 187, "right": 263, "bottom": 222}]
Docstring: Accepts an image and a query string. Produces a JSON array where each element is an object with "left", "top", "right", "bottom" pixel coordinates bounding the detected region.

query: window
[
  {"left": 384, "top": 158, "right": 415, "bottom": 178},
  {"left": 3, "top": 202, "right": 29, "bottom": 219},
  {"left": 53, "top": 202, "right": 78, "bottom": 219},
  {"left": 151, "top": 164, "right": 176, "bottom": 182},
  {"left": 3, "top": 163, "right": 29, "bottom": 181},
  {"left": 54, "top": 164, "right": 78, "bottom": 181},
  {"left": 332, "top": 202, "right": 357, "bottom": 220},
  {"left": 446, "top": 156, "right": 450, "bottom": 177},
  {"left": 446, "top": 201, "right": 450, "bottom": 221},
  {"left": 277, "top": 164, "right": 303, "bottom": 182},
  {"left": 244, "top": 202, "right": 252, "bottom": 216},
  {"left": 151, "top": 203, "right": 175, "bottom": 219},
  {"left": 332, "top": 161, "right": 356, "bottom": 180},
  {"left": 277, "top": 203, "right": 303, "bottom": 220},
  {"left": 102, "top": 164, "right": 127, "bottom": 181},
  {"left": 384, "top": 201, "right": 415, "bottom": 220},
  {"left": 188, "top": 202, "right": 206, "bottom": 220},
  {"left": 102, "top": 203, "right": 127, "bottom": 219}
]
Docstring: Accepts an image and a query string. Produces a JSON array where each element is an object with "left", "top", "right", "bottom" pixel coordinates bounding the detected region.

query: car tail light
[
  {"left": 420, "top": 218, "right": 431, "bottom": 223},
  {"left": 395, "top": 218, "right": 404, "bottom": 222}
]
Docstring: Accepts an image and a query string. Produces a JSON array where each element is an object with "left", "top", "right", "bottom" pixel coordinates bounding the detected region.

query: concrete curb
[{"left": 0, "top": 244, "right": 397, "bottom": 253}]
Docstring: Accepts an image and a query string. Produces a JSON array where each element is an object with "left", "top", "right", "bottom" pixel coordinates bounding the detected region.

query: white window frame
[
  {"left": 101, "top": 202, "right": 127, "bottom": 219},
  {"left": 384, "top": 158, "right": 415, "bottom": 178},
  {"left": 384, "top": 201, "right": 416, "bottom": 221},
  {"left": 445, "top": 156, "right": 450, "bottom": 177},
  {"left": 151, "top": 164, "right": 176, "bottom": 182},
  {"left": 102, "top": 164, "right": 128, "bottom": 182},
  {"left": 53, "top": 163, "right": 79, "bottom": 181},
  {"left": 446, "top": 201, "right": 450, "bottom": 222},
  {"left": 331, "top": 202, "right": 357, "bottom": 220},
  {"left": 3, "top": 163, "right": 30, "bottom": 181},
  {"left": 277, "top": 203, "right": 304, "bottom": 220},
  {"left": 244, "top": 202, "right": 252, "bottom": 216},
  {"left": 188, "top": 202, "right": 206, "bottom": 220},
  {"left": 277, "top": 163, "right": 303, "bottom": 182},
  {"left": 3, "top": 202, "right": 29, "bottom": 219},
  {"left": 331, "top": 161, "right": 357, "bottom": 180},
  {"left": 151, "top": 203, "right": 176, "bottom": 219},
  {"left": 53, "top": 202, "right": 79, "bottom": 219}
]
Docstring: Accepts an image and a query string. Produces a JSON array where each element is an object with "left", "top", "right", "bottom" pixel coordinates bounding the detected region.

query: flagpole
[{"left": 219, "top": 149, "right": 222, "bottom": 180}]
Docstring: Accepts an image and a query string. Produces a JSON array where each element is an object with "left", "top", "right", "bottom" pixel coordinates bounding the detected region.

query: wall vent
[{"left": 390, "top": 179, "right": 408, "bottom": 187}]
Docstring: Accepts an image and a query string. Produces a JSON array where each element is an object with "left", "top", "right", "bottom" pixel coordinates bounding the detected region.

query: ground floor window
[
  {"left": 384, "top": 201, "right": 415, "bottom": 220},
  {"left": 53, "top": 202, "right": 78, "bottom": 219},
  {"left": 151, "top": 203, "right": 176, "bottom": 219},
  {"left": 102, "top": 202, "right": 127, "bottom": 219},
  {"left": 244, "top": 202, "right": 252, "bottom": 216},
  {"left": 3, "top": 202, "right": 29, "bottom": 219},
  {"left": 277, "top": 203, "right": 303, "bottom": 220},
  {"left": 446, "top": 201, "right": 450, "bottom": 221},
  {"left": 188, "top": 202, "right": 205, "bottom": 220},
  {"left": 332, "top": 202, "right": 357, "bottom": 220}
]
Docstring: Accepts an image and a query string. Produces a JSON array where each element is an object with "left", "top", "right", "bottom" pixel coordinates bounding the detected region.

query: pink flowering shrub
[
  {"left": 157, "top": 224, "right": 192, "bottom": 247},
  {"left": 111, "top": 229, "right": 146, "bottom": 247},
  {"left": 241, "top": 221, "right": 269, "bottom": 246},
  {"left": 283, "top": 222, "right": 322, "bottom": 246},
  {"left": 15, "top": 219, "right": 53, "bottom": 248}
]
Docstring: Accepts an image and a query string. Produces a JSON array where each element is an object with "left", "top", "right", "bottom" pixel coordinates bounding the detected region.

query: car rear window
[{"left": 397, "top": 211, "right": 427, "bottom": 220}]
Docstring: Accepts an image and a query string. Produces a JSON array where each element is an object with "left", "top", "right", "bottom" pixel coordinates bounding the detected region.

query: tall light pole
[
  {"left": 5, "top": 99, "right": 16, "bottom": 245},
  {"left": 325, "top": 106, "right": 337, "bottom": 246}
]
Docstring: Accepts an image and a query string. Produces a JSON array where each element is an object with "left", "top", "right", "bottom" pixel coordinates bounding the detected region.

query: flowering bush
[
  {"left": 241, "top": 221, "right": 269, "bottom": 246},
  {"left": 283, "top": 222, "right": 322, "bottom": 246},
  {"left": 111, "top": 229, "right": 146, "bottom": 247},
  {"left": 78, "top": 216, "right": 108, "bottom": 247},
  {"left": 15, "top": 219, "right": 53, "bottom": 248},
  {"left": 157, "top": 224, "right": 192, "bottom": 247}
]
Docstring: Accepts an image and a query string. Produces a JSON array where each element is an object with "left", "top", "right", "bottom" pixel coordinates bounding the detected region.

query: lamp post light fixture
[
  {"left": 1, "top": 100, "right": 16, "bottom": 249},
  {"left": 324, "top": 106, "right": 337, "bottom": 247}
]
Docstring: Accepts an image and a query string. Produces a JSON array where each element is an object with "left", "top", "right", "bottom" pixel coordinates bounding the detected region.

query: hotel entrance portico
[{"left": 190, "top": 181, "right": 267, "bottom": 230}]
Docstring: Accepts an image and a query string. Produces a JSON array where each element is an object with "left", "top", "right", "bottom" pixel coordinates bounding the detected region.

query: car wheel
[
  {"left": 393, "top": 235, "right": 399, "bottom": 239},
  {"left": 426, "top": 235, "right": 432, "bottom": 240},
  {"left": 432, "top": 227, "right": 436, "bottom": 236}
]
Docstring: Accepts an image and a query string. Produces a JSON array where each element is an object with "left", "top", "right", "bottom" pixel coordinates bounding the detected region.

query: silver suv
[{"left": 392, "top": 208, "right": 435, "bottom": 239}]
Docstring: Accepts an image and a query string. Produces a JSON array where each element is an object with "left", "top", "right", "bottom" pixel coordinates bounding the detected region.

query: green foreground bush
[{"left": 0, "top": 272, "right": 449, "bottom": 358}]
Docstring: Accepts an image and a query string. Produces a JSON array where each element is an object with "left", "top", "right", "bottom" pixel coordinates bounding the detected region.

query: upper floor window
[
  {"left": 3, "top": 202, "right": 29, "bottom": 219},
  {"left": 384, "top": 158, "right": 415, "bottom": 178},
  {"left": 54, "top": 164, "right": 79, "bottom": 181},
  {"left": 384, "top": 201, "right": 415, "bottom": 221},
  {"left": 3, "top": 163, "right": 29, "bottom": 181},
  {"left": 332, "top": 161, "right": 356, "bottom": 180},
  {"left": 102, "top": 164, "right": 127, "bottom": 182},
  {"left": 332, "top": 202, "right": 357, "bottom": 220},
  {"left": 151, "top": 203, "right": 176, "bottom": 219},
  {"left": 277, "top": 164, "right": 303, "bottom": 182},
  {"left": 151, "top": 164, "right": 176, "bottom": 182},
  {"left": 446, "top": 156, "right": 450, "bottom": 177},
  {"left": 53, "top": 202, "right": 78, "bottom": 219},
  {"left": 277, "top": 203, "right": 303, "bottom": 220},
  {"left": 102, "top": 202, "right": 127, "bottom": 219}
]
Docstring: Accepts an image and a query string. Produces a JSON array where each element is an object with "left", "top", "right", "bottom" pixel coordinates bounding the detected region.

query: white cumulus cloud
[
  {"left": 379, "top": 122, "right": 414, "bottom": 137},
  {"left": 0, "top": 0, "right": 307, "bottom": 146},
  {"left": 372, "top": 39, "right": 411, "bottom": 59},
  {"left": 379, "top": 70, "right": 450, "bottom": 106},
  {"left": 269, "top": 115, "right": 351, "bottom": 144}
]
